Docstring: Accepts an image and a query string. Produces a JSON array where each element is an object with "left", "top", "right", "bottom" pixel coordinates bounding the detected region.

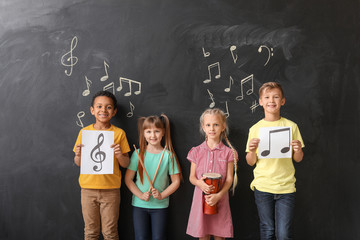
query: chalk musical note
[
  {"left": 230, "top": 45, "right": 238, "bottom": 63},
  {"left": 117, "top": 77, "right": 141, "bottom": 96},
  {"left": 103, "top": 82, "right": 115, "bottom": 94},
  {"left": 127, "top": 101, "right": 135, "bottom": 118},
  {"left": 261, "top": 128, "right": 291, "bottom": 157},
  {"left": 224, "top": 76, "right": 234, "bottom": 92},
  {"left": 235, "top": 74, "right": 254, "bottom": 101},
  {"left": 203, "top": 62, "right": 221, "bottom": 83},
  {"left": 61, "top": 36, "right": 78, "bottom": 76},
  {"left": 250, "top": 100, "right": 260, "bottom": 113},
  {"left": 76, "top": 111, "right": 85, "bottom": 128},
  {"left": 258, "top": 45, "right": 274, "bottom": 66},
  {"left": 100, "top": 60, "right": 110, "bottom": 81},
  {"left": 207, "top": 89, "right": 215, "bottom": 108},
  {"left": 202, "top": 47, "right": 210, "bottom": 57},
  {"left": 82, "top": 76, "right": 92, "bottom": 97},
  {"left": 90, "top": 133, "right": 106, "bottom": 172},
  {"left": 224, "top": 101, "right": 230, "bottom": 118}
]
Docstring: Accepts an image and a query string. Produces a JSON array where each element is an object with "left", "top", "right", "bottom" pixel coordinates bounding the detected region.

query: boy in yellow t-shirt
[
  {"left": 246, "top": 82, "right": 304, "bottom": 240},
  {"left": 73, "top": 90, "right": 130, "bottom": 240}
]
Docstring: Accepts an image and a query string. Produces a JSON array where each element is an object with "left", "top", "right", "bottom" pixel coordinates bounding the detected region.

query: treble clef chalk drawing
[
  {"left": 61, "top": 36, "right": 79, "bottom": 76},
  {"left": 90, "top": 133, "right": 106, "bottom": 172},
  {"left": 258, "top": 45, "right": 274, "bottom": 66}
]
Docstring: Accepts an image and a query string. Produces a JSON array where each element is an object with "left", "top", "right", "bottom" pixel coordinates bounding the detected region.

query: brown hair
[
  {"left": 137, "top": 114, "right": 182, "bottom": 184},
  {"left": 200, "top": 108, "right": 238, "bottom": 194},
  {"left": 259, "top": 82, "right": 284, "bottom": 98}
]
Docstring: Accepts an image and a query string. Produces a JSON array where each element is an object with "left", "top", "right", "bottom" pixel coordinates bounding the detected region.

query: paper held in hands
[
  {"left": 81, "top": 130, "right": 114, "bottom": 174},
  {"left": 258, "top": 127, "right": 292, "bottom": 159}
]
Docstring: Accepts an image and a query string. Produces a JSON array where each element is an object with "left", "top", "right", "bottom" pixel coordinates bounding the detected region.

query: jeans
[
  {"left": 254, "top": 188, "right": 295, "bottom": 240},
  {"left": 133, "top": 206, "right": 168, "bottom": 240}
]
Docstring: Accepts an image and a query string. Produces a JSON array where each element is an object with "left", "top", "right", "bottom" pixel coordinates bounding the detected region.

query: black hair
[{"left": 91, "top": 90, "right": 118, "bottom": 109}]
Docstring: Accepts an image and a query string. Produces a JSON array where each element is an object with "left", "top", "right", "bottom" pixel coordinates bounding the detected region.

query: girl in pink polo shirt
[{"left": 186, "top": 108, "right": 238, "bottom": 240}]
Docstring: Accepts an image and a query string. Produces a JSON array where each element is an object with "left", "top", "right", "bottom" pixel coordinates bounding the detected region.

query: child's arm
[
  {"left": 189, "top": 162, "right": 215, "bottom": 193},
  {"left": 111, "top": 144, "right": 130, "bottom": 168},
  {"left": 291, "top": 140, "right": 304, "bottom": 162},
  {"left": 151, "top": 173, "right": 181, "bottom": 200},
  {"left": 246, "top": 138, "right": 260, "bottom": 166},
  {"left": 74, "top": 144, "right": 83, "bottom": 167},
  {"left": 125, "top": 168, "right": 151, "bottom": 202},
  {"left": 204, "top": 162, "right": 233, "bottom": 206}
]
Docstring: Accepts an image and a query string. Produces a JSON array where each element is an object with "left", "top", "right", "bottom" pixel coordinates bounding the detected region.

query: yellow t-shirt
[
  {"left": 245, "top": 117, "right": 305, "bottom": 194},
  {"left": 73, "top": 124, "right": 130, "bottom": 189}
]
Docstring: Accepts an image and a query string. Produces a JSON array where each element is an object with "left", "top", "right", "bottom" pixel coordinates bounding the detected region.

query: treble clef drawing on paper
[
  {"left": 90, "top": 133, "right": 106, "bottom": 172},
  {"left": 61, "top": 36, "right": 79, "bottom": 76}
]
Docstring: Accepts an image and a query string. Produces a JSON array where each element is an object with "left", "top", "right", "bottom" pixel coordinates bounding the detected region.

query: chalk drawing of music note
[
  {"left": 100, "top": 60, "right": 110, "bottom": 81},
  {"left": 103, "top": 82, "right": 115, "bottom": 94},
  {"left": 224, "top": 101, "right": 230, "bottom": 118},
  {"left": 224, "top": 76, "right": 234, "bottom": 92},
  {"left": 202, "top": 47, "right": 210, "bottom": 57},
  {"left": 230, "top": 45, "right": 238, "bottom": 64},
  {"left": 258, "top": 45, "right": 274, "bottom": 66},
  {"left": 126, "top": 101, "right": 135, "bottom": 118},
  {"left": 90, "top": 133, "right": 106, "bottom": 172},
  {"left": 76, "top": 111, "right": 85, "bottom": 127},
  {"left": 117, "top": 77, "right": 141, "bottom": 96},
  {"left": 261, "top": 128, "right": 291, "bottom": 157},
  {"left": 203, "top": 62, "right": 221, "bottom": 83},
  {"left": 61, "top": 36, "right": 78, "bottom": 76},
  {"left": 207, "top": 89, "right": 215, "bottom": 108},
  {"left": 82, "top": 76, "right": 92, "bottom": 97},
  {"left": 235, "top": 74, "right": 254, "bottom": 101},
  {"left": 250, "top": 100, "right": 260, "bottom": 113}
]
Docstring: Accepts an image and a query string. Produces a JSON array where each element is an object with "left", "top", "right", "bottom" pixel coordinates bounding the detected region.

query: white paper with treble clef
[
  {"left": 258, "top": 127, "right": 292, "bottom": 159},
  {"left": 81, "top": 130, "right": 114, "bottom": 174}
]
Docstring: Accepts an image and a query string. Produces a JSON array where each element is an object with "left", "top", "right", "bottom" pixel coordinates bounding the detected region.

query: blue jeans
[
  {"left": 133, "top": 206, "right": 168, "bottom": 240},
  {"left": 254, "top": 188, "right": 295, "bottom": 240}
]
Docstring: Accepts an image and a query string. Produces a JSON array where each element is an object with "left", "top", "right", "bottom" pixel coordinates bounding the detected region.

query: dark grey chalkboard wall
[{"left": 1, "top": 0, "right": 359, "bottom": 239}]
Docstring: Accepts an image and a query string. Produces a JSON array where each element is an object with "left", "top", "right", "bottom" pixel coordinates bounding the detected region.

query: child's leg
[
  {"left": 133, "top": 206, "right": 151, "bottom": 240},
  {"left": 254, "top": 188, "right": 276, "bottom": 240},
  {"left": 274, "top": 192, "right": 295, "bottom": 240},
  {"left": 149, "top": 208, "right": 168, "bottom": 240},
  {"left": 81, "top": 189, "right": 101, "bottom": 240},
  {"left": 199, "top": 236, "right": 210, "bottom": 240},
  {"left": 213, "top": 236, "right": 225, "bottom": 240},
  {"left": 99, "top": 189, "right": 120, "bottom": 240}
]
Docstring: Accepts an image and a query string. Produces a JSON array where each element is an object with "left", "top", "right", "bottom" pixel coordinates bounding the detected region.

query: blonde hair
[
  {"left": 137, "top": 114, "right": 182, "bottom": 183},
  {"left": 259, "top": 82, "right": 284, "bottom": 98},
  {"left": 200, "top": 108, "right": 238, "bottom": 194}
]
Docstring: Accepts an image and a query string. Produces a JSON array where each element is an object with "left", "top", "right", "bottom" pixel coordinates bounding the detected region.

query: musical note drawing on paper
[
  {"left": 126, "top": 101, "right": 135, "bottom": 118},
  {"left": 202, "top": 47, "right": 210, "bottom": 57},
  {"left": 91, "top": 133, "right": 106, "bottom": 172},
  {"left": 224, "top": 101, "right": 230, "bottom": 118},
  {"left": 82, "top": 76, "right": 92, "bottom": 97},
  {"left": 235, "top": 74, "right": 254, "bottom": 101},
  {"left": 100, "top": 60, "right": 110, "bottom": 81},
  {"left": 61, "top": 36, "right": 78, "bottom": 76},
  {"left": 258, "top": 127, "right": 292, "bottom": 159},
  {"left": 250, "top": 100, "right": 260, "bottom": 113},
  {"left": 230, "top": 45, "right": 238, "bottom": 63},
  {"left": 76, "top": 111, "right": 85, "bottom": 127},
  {"left": 103, "top": 82, "right": 115, "bottom": 94},
  {"left": 203, "top": 62, "right": 221, "bottom": 83},
  {"left": 224, "top": 76, "right": 234, "bottom": 92},
  {"left": 258, "top": 45, "right": 274, "bottom": 66},
  {"left": 117, "top": 77, "right": 141, "bottom": 96},
  {"left": 207, "top": 89, "right": 215, "bottom": 108}
]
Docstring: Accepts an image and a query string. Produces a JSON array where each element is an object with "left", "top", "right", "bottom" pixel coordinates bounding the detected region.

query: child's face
[
  {"left": 259, "top": 88, "right": 285, "bottom": 115},
  {"left": 144, "top": 126, "right": 164, "bottom": 148},
  {"left": 90, "top": 96, "right": 117, "bottom": 124},
  {"left": 202, "top": 114, "right": 225, "bottom": 142}
]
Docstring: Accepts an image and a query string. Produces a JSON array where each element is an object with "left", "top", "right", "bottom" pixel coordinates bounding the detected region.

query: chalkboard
[{"left": 1, "top": 0, "right": 359, "bottom": 239}]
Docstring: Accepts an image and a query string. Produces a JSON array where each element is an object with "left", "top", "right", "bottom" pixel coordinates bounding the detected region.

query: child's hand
[
  {"left": 204, "top": 193, "right": 221, "bottom": 206},
  {"left": 74, "top": 144, "right": 83, "bottom": 157},
  {"left": 111, "top": 144, "right": 123, "bottom": 159},
  {"left": 199, "top": 176, "right": 215, "bottom": 194},
  {"left": 151, "top": 188, "right": 163, "bottom": 200},
  {"left": 291, "top": 140, "right": 302, "bottom": 152},
  {"left": 248, "top": 138, "right": 260, "bottom": 152},
  {"left": 141, "top": 191, "right": 151, "bottom": 202}
]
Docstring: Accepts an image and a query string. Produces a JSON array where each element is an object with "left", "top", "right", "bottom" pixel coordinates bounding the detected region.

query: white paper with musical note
[
  {"left": 81, "top": 130, "right": 114, "bottom": 174},
  {"left": 258, "top": 127, "right": 292, "bottom": 159}
]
